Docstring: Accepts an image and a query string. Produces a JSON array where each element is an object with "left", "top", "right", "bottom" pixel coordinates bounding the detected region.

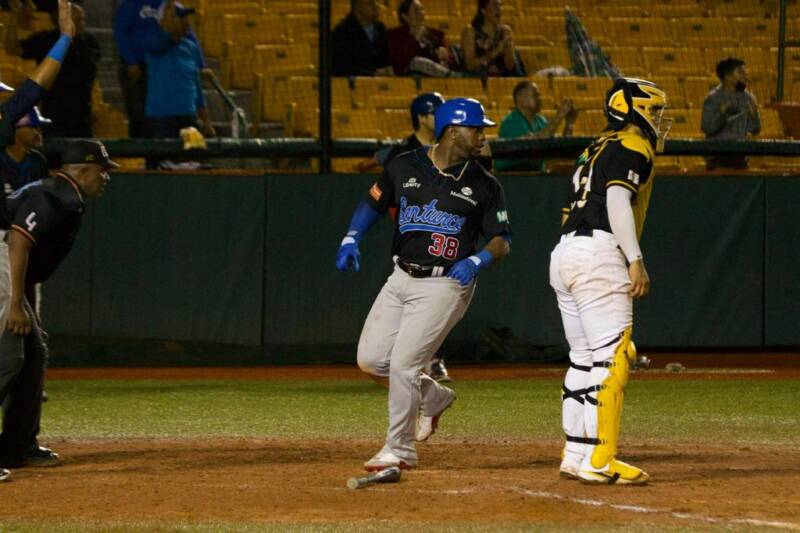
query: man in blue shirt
[
  {"left": 113, "top": 0, "right": 208, "bottom": 138},
  {"left": 145, "top": 0, "right": 214, "bottom": 140}
]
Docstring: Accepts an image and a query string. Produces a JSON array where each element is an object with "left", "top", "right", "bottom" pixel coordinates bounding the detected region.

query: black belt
[{"left": 397, "top": 259, "right": 451, "bottom": 278}]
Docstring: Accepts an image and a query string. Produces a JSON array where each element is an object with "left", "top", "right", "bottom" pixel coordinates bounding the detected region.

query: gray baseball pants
[{"left": 358, "top": 264, "right": 475, "bottom": 465}]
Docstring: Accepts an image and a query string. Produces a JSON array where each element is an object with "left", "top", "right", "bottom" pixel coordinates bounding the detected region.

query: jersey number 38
[{"left": 428, "top": 233, "right": 459, "bottom": 259}]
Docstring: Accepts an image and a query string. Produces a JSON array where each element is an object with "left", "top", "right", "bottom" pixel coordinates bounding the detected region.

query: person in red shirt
[{"left": 387, "top": 0, "right": 456, "bottom": 76}]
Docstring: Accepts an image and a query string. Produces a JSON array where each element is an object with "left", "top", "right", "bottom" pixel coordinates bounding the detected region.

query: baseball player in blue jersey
[{"left": 336, "top": 98, "right": 512, "bottom": 471}]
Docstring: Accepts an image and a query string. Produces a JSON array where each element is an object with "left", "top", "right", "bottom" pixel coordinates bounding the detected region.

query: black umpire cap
[{"left": 61, "top": 139, "right": 120, "bottom": 169}]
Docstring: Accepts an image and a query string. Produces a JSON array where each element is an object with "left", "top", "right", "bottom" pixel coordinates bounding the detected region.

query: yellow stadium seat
[
  {"left": 759, "top": 108, "right": 784, "bottom": 139},
  {"left": 284, "top": 14, "right": 320, "bottom": 45},
  {"left": 670, "top": 18, "right": 739, "bottom": 48},
  {"left": 552, "top": 77, "right": 613, "bottom": 110},
  {"left": 604, "top": 18, "right": 677, "bottom": 47},
  {"left": 713, "top": 0, "right": 770, "bottom": 18},
  {"left": 255, "top": 43, "right": 316, "bottom": 81},
  {"left": 654, "top": 156, "right": 681, "bottom": 172},
  {"left": 487, "top": 77, "right": 554, "bottom": 110},
  {"left": 731, "top": 18, "right": 778, "bottom": 48},
  {"left": 381, "top": 109, "right": 412, "bottom": 139},
  {"left": 352, "top": 77, "right": 418, "bottom": 110},
  {"left": 516, "top": 46, "right": 571, "bottom": 73},
  {"left": 445, "top": 78, "right": 486, "bottom": 99},
  {"left": 678, "top": 156, "right": 708, "bottom": 172},
  {"left": 197, "top": 2, "right": 262, "bottom": 57},
  {"left": 669, "top": 109, "right": 704, "bottom": 139},
  {"left": 223, "top": 13, "right": 286, "bottom": 49},
  {"left": 419, "top": 78, "right": 449, "bottom": 97},
  {"left": 512, "top": 16, "right": 567, "bottom": 48},
  {"left": 264, "top": 1, "right": 318, "bottom": 15},
  {"left": 682, "top": 76, "right": 718, "bottom": 109},
  {"left": 332, "top": 109, "right": 383, "bottom": 138},
  {"left": 603, "top": 47, "right": 647, "bottom": 78},
  {"left": 648, "top": 4, "right": 706, "bottom": 18},
  {"left": 643, "top": 47, "right": 711, "bottom": 77},
  {"left": 649, "top": 76, "right": 686, "bottom": 109},
  {"left": 572, "top": 109, "right": 607, "bottom": 136}
]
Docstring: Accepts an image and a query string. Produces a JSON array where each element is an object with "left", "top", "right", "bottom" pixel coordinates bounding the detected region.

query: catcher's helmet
[
  {"left": 434, "top": 97, "right": 495, "bottom": 140},
  {"left": 605, "top": 77, "right": 667, "bottom": 146},
  {"left": 410, "top": 92, "right": 445, "bottom": 130},
  {"left": 15, "top": 106, "right": 51, "bottom": 129}
]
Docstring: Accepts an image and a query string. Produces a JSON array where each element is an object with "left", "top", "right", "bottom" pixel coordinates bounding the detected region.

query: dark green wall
[{"left": 41, "top": 172, "right": 799, "bottom": 356}]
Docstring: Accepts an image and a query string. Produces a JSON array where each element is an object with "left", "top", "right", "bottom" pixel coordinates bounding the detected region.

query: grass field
[{"left": 1, "top": 367, "right": 799, "bottom": 531}]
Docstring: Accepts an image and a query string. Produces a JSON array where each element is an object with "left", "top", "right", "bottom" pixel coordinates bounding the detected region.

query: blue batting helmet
[
  {"left": 15, "top": 106, "right": 51, "bottom": 129},
  {"left": 410, "top": 92, "right": 445, "bottom": 131},
  {"left": 434, "top": 98, "right": 495, "bottom": 140}
]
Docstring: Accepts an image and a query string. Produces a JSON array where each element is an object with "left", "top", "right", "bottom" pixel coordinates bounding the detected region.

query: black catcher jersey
[
  {"left": 365, "top": 147, "right": 511, "bottom": 267},
  {"left": 6, "top": 171, "right": 85, "bottom": 285},
  {"left": 562, "top": 129, "right": 655, "bottom": 238}
]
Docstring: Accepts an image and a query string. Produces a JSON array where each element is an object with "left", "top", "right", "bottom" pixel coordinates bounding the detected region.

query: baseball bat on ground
[{"left": 346, "top": 466, "right": 402, "bottom": 489}]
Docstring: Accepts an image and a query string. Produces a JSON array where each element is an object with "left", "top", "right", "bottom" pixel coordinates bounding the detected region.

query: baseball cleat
[
  {"left": 416, "top": 390, "right": 456, "bottom": 442},
  {"left": 22, "top": 447, "right": 60, "bottom": 468},
  {"left": 363, "top": 450, "right": 414, "bottom": 472},
  {"left": 578, "top": 459, "right": 649, "bottom": 486},
  {"left": 0, "top": 468, "right": 9, "bottom": 482},
  {"left": 559, "top": 465, "right": 579, "bottom": 480},
  {"left": 429, "top": 359, "right": 452, "bottom": 383}
]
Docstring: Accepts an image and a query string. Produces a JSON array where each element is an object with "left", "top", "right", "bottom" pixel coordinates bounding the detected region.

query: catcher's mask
[{"left": 605, "top": 77, "right": 671, "bottom": 151}]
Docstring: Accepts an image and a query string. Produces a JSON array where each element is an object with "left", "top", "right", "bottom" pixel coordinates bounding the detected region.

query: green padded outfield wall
[{"left": 41, "top": 172, "right": 792, "bottom": 353}]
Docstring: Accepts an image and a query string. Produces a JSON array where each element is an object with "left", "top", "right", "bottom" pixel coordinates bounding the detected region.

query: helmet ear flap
[{"left": 605, "top": 79, "right": 634, "bottom": 130}]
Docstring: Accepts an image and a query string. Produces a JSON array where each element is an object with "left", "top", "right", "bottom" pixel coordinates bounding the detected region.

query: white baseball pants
[
  {"left": 549, "top": 230, "right": 633, "bottom": 467},
  {"left": 358, "top": 264, "right": 474, "bottom": 465}
]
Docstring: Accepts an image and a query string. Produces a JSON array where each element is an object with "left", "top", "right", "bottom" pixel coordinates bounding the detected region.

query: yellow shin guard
[{"left": 590, "top": 327, "right": 635, "bottom": 470}]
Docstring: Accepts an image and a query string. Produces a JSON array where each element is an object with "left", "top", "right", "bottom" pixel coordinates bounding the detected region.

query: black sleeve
[
  {"left": 10, "top": 191, "right": 61, "bottom": 245},
  {"left": 1, "top": 79, "right": 45, "bottom": 127},
  {"left": 602, "top": 144, "right": 652, "bottom": 195},
  {"left": 30, "top": 152, "right": 50, "bottom": 182},
  {"left": 363, "top": 169, "right": 396, "bottom": 214},
  {"left": 481, "top": 179, "right": 512, "bottom": 239}
]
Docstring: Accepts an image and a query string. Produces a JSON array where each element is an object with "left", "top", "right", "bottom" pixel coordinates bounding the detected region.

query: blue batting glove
[
  {"left": 447, "top": 251, "right": 494, "bottom": 286},
  {"left": 447, "top": 257, "right": 480, "bottom": 286},
  {"left": 336, "top": 237, "right": 360, "bottom": 272}
]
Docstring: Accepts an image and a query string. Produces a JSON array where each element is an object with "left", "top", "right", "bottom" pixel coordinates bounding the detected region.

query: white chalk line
[
  {"left": 341, "top": 483, "right": 800, "bottom": 530},
  {"left": 509, "top": 486, "right": 800, "bottom": 531}
]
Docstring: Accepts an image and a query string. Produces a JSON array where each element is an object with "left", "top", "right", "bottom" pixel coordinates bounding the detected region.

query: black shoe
[
  {"left": 22, "top": 447, "right": 60, "bottom": 468},
  {"left": 429, "top": 359, "right": 452, "bottom": 383}
]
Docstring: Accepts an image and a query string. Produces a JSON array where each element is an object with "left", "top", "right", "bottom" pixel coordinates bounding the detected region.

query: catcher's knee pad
[{"left": 589, "top": 327, "right": 635, "bottom": 469}]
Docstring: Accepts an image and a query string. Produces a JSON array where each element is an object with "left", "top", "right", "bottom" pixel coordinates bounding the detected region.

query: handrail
[
  {"left": 208, "top": 75, "right": 248, "bottom": 138},
  {"left": 41, "top": 137, "right": 800, "bottom": 160}
]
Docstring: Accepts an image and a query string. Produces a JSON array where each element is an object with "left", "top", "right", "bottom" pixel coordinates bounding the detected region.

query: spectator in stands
[
  {"left": 331, "top": 0, "right": 393, "bottom": 76},
  {"left": 495, "top": 80, "right": 577, "bottom": 172},
  {"left": 1, "top": 106, "right": 50, "bottom": 194},
  {"left": 114, "top": 0, "right": 210, "bottom": 138},
  {"left": 460, "top": 0, "right": 521, "bottom": 77},
  {"left": 145, "top": 0, "right": 214, "bottom": 145},
  {"left": 16, "top": 3, "right": 99, "bottom": 138},
  {"left": 387, "top": 0, "right": 456, "bottom": 77},
  {"left": 701, "top": 57, "right": 761, "bottom": 170}
]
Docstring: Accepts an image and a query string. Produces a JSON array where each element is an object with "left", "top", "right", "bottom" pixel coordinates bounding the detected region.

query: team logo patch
[
  {"left": 398, "top": 197, "right": 466, "bottom": 235},
  {"left": 461, "top": 187, "right": 472, "bottom": 196},
  {"left": 496, "top": 210, "right": 509, "bottom": 223},
  {"left": 628, "top": 170, "right": 640, "bottom": 185},
  {"left": 452, "top": 109, "right": 467, "bottom": 124},
  {"left": 369, "top": 183, "right": 382, "bottom": 201}
]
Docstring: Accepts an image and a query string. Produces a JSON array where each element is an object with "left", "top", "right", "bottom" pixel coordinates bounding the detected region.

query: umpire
[{"left": 0, "top": 139, "right": 117, "bottom": 475}]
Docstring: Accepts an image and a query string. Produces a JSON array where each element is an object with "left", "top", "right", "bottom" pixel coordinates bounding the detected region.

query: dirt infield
[{"left": 2, "top": 438, "right": 799, "bottom": 529}]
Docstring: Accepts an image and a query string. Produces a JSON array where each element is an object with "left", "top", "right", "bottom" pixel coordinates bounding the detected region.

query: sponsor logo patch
[
  {"left": 403, "top": 177, "right": 421, "bottom": 189},
  {"left": 461, "top": 187, "right": 472, "bottom": 196},
  {"left": 450, "top": 190, "right": 477, "bottom": 206},
  {"left": 628, "top": 169, "right": 640, "bottom": 185},
  {"left": 496, "top": 210, "right": 509, "bottom": 223}
]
